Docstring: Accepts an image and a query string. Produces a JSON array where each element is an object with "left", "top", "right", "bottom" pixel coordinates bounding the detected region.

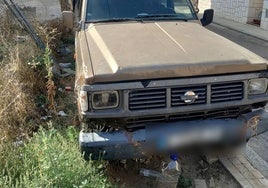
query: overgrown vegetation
[
  {"left": 29, "top": 25, "right": 59, "bottom": 112},
  {"left": 0, "top": 10, "right": 62, "bottom": 140},
  {"left": 0, "top": 126, "right": 111, "bottom": 188},
  {"left": 0, "top": 17, "right": 44, "bottom": 140},
  {"left": 0, "top": 9, "right": 111, "bottom": 188}
]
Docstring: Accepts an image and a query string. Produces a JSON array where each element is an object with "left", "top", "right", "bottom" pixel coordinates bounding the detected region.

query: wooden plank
[{"left": 220, "top": 154, "right": 268, "bottom": 188}]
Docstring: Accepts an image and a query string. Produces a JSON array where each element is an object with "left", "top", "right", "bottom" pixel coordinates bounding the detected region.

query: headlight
[
  {"left": 248, "top": 78, "right": 268, "bottom": 95},
  {"left": 92, "top": 91, "right": 119, "bottom": 109}
]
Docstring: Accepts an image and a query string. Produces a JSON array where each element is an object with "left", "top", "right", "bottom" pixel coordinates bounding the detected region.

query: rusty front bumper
[{"left": 80, "top": 109, "right": 268, "bottom": 160}]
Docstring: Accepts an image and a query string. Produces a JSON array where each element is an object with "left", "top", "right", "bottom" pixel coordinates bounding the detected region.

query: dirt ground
[{"left": 107, "top": 154, "right": 241, "bottom": 188}]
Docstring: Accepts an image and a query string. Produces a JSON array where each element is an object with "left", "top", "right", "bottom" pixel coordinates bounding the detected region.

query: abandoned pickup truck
[{"left": 63, "top": 0, "right": 268, "bottom": 159}]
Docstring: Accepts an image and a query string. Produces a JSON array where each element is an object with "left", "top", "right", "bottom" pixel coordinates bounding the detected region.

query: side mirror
[
  {"left": 201, "top": 9, "right": 214, "bottom": 26},
  {"left": 62, "top": 11, "right": 74, "bottom": 29}
]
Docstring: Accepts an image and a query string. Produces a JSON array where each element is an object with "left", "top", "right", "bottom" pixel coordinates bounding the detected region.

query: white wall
[
  {"left": 199, "top": 0, "right": 250, "bottom": 24},
  {"left": 261, "top": 0, "right": 268, "bottom": 29},
  {"left": 199, "top": 0, "right": 268, "bottom": 31},
  {"left": 198, "top": 0, "right": 211, "bottom": 13}
]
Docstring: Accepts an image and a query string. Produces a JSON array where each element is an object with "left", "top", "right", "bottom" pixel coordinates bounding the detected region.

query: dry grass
[
  {"left": 0, "top": 39, "right": 44, "bottom": 140},
  {"left": 0, "top": 17, "right": 47, "bottom": 140},
  {"left": 0, "top": 3, "right": 77, "bottom": 141},
  {"left": 0, "top": 9, "right": 112, "bottom": 188}
]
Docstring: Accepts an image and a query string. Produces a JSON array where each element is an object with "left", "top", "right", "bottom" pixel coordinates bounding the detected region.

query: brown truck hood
[{"left": 84, "top": 21, "right": 267, "bottom": 83}]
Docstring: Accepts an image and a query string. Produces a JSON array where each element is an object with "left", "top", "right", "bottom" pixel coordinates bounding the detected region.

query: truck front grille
[
  {"left": 128, "top": 81, "right": 244, "bottom": 111},
  {"left": 129, "top": 89, "right": 166, "bottom": 110},
  {"left": 211, "top": 82, "right": 244, "bottom": 103},
  {"left": 170, "top": 107, "right": 240, "bottom": 120},
  {"left": 171, "top": 85, "right": 207, "bottom": 107},
  {"left": 126, "top": 107, "right": 241, "bottom": 126}
]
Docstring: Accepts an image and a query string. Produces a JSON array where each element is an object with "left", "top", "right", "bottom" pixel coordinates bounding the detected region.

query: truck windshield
[{"left": 86, "top": 0, "right": 196, "bottom": 22}]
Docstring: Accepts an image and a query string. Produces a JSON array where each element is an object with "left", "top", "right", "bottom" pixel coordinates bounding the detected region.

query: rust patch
[
  {"left": 246, "top": 115, "right": 261, "bottom": 136},
  {"left": 124, "top": 132, "right": 140, "bottom": 147}
]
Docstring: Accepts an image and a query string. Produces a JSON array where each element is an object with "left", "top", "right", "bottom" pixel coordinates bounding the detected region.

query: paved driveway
[{"left": 207, "top": 24, "right": 268, "bottom": 60}]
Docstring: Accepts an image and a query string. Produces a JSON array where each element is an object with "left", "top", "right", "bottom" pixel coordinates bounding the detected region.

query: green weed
[{"left": 0, "top": 126, "right": 112, "bottom": 188}]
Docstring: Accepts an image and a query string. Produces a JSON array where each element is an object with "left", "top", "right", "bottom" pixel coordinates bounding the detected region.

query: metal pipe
[{"left": 2, "top": 0, "right": 46, "bottom": 51}]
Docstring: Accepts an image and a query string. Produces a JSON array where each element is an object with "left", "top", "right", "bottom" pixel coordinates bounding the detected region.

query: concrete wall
[{"left": 16, "top": 0, "right": 62, "bottom": 22}]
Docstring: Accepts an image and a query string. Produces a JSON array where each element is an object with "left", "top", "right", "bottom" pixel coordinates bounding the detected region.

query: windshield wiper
[
  {"left": 135, "top": 14, "right": 188, "bottom": 21},
  {"left": 89, "top": 18, "right": 142, "bottom": 23}
]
